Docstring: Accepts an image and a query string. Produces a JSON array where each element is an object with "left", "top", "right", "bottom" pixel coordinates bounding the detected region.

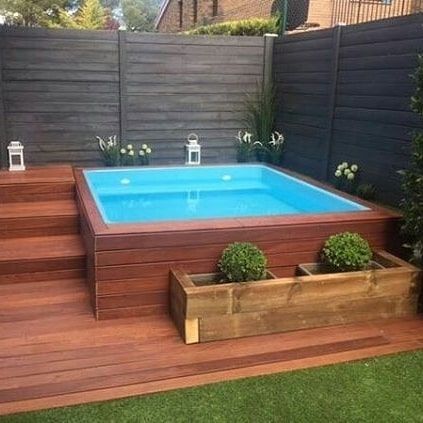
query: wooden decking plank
[
  {"left": 0, "top": 269, "right": 86, "bottom": 285},
  {"left": 0, "top": 335, "right": 390, "bottom": 403},
  {"left": 0, "top": 338, "right": 421, "bottom": 417},
  {"left": 0, "top": 200, "right": 77, "bottom": 219},
  {"left": 0, "top": 166, "right": 74, "bottom": 186},
  {"left": 0, "top": 328, "right": 390, "bottom": 381}
]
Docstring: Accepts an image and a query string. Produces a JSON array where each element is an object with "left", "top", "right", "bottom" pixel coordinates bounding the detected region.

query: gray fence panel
[
  {"left": 0, "top": 28, "right": 265, "bottom": 167},
  {"left": 274, "top": 14, "right": 423, "bottom": 204}
]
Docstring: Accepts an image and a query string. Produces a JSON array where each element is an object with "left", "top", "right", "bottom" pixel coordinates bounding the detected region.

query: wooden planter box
[{"left": 170, "top": 251, "right": 421, "bottom": 344}]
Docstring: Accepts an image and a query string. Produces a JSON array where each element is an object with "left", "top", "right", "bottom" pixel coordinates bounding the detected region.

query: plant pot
[
  {"left": 189, "top": 270, "right": 277, "bottom": 286},
  {"left": 170, "top": 251, "right": 421, "bottom": 344},
  {"left": 298, "top": 260, "right": 385, "bottom": 276}
]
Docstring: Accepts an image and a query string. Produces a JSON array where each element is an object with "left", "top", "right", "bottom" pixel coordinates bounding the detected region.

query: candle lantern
[
  {"left": 8, "top": 141, "right": 25, "bottom": 171},
  {"left": 185, "top": 133, "right": 201, "bottom": 165}
]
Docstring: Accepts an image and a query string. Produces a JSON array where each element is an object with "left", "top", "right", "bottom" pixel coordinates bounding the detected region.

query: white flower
[
  {"left": 146, "top": 148, "right": 152, "bottom": 154},
  {"left": 128, "top": 150, "right": 134, "bottom": 156},
  {"left": 243, "top": 132, "right": 252, "bottom": 144},
  {"left": 127, "top": 144, "right": 133, "bottom": 150},
  {"left": 97, "top": 136, "right": 106, "bottom": 152},
  {"left": 347, "top": 172, "right": 355, "bottom": 180},
  {"left": 351, "top": 164, "right": 358, "bottom": 172},
  {"left": 142, "top": 144, "right": 148, "bottom": 150},
  {"left": 120, "top": 148, "right": 126, "bottom": 154},
  {"left": 139, "top": 150, "right": 145, "bottom": 156},
  {"left": 271, "top": 131, "right": 284, "bottom": 145},
  {"left": 344, "top": 168, "right": 351, "bottom": 175},
  {"left": 341, "top": 162, "right": 348, "bottom": 169},
  {"left": 335, "top": 170, "right": 342, "bottom": 177}
]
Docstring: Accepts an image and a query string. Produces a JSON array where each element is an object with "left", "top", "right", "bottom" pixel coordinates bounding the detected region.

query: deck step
[
  {"left": 0, "top": 235, "right": 86, "bottom": 284},
  {"left": 0, "top": 166, "right": 75, "bottom": 203},
  {"left": 0, "top": 199, "right": 80, "bottom": 238}
]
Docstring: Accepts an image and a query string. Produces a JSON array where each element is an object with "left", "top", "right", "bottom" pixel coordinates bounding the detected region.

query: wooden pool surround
[{"left": 74, "top": 166, "right": 402, "bottom": 320}]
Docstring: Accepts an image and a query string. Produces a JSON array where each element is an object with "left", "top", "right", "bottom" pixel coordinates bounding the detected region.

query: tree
[
  {"left": 0, "top": 0, "right": 74, "bottom": 27},
  {"left": 401, "top": 54, "right": 423, "bottom": 266},
  {"left": 104, "top": 7, "right": 120, "bottom": 30},
  {"left": 55, "top": 0, "right": 106, "bottom": 29},
  {"left": 121, "top": 0, "right": 160, "bottom": 32}
]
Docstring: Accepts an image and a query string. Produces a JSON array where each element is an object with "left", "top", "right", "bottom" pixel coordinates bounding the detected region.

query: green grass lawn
[{"left": 3, "top": 351, "right": 423, "bottom": 423}]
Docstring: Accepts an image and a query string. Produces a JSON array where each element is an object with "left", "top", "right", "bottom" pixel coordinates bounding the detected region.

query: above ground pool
[{"left": 84, "top": 165, "right": 368, "bottom": 224}]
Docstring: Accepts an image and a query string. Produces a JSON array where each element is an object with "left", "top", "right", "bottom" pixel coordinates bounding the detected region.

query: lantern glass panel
[{"left": 10, "top": 154, "right": 22, "bottom": 166}]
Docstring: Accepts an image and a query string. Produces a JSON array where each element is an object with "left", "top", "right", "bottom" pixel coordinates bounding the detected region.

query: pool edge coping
[{"left": 74, "top": 164, "right": 401, "bottom": 238}]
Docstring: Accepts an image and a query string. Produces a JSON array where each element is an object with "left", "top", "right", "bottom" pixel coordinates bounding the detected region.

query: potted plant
[
  {"left": 298, "top": 232, "right": 383, "bottom": 275},
  {"left": 235, "top": 131, "right": 257, "bottom": 163},
  {"left": 185, "top": 242, "right": 276, "bottom": 286},
  {"left": 96, "top": 135, "right": 120, "bottom": 166},
  {"left": 334, "top": 162, "right": 359, "bottom": 194},
  {"left": 120, "top": 143, "right": 153, "bottom": 166},
  {"left": 170, "top": 237, "right": 421, "bottom": 344}
]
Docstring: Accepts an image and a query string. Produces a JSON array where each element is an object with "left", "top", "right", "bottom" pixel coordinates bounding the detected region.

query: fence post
[
  {"left": 323, "top": 23, "right": 343, "bottom": 181},
  {"left": 118, "top": 30, "right": 127, "bottom": 145},
  {"left": 0, "top": 32, "right": 7, "bottom": 169},
  {"left": 263, "top": 33, "right": 278, "bottom": 89}
]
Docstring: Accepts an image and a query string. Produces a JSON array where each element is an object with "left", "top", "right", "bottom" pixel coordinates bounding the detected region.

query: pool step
[
  {"left": 0, "top": 199, "right": 80, "bottom": 238},
  {"left": 0, "top": 166, "right": 87, "bottom": 285},
  {"left": 0, "top": 235, "right": 86, "bottom": 285},
  {"left": 0, "top": 166, "right": 75, "bottom": 203}
]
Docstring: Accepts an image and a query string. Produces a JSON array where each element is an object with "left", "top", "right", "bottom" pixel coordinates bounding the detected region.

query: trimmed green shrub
[
  {"left": 401, "top": 54, "right": 423, "bottom": 266},
  {"left": 185, "top": 18, "right": 278, "bottom": 36},
  {"left": 356, "top": 183, "right": 377, "bottom": 201},
  {"left": 218, "top": 242, "right": 267, "bottom": 282},
  {"left": 321, "top": 232, "right": 372, "bottom": 272}
]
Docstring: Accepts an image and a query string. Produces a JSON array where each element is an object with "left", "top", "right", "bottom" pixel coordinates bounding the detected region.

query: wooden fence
[
  {"left": 1, "top": 15, "right": 422, "bottom": 204},
  {"left": 0, "top": 28, "right": 265, "bottom": 167},
  {"left": 274, "top": 13, "right": 423, "bottom": 203}
]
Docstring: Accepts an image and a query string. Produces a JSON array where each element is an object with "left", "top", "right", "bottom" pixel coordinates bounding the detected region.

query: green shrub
[
  {"left": 356, "top": 183, "right": 377, "bottom": 201},
  {"left": 321, "top": 232, "right": 372, "bottom": 272},
  {"left": 218, "top": 242, "right": 267, "bottom": 282},
  {"left": 401, "top": 54, "right": 423, "bottom": 266},
  {"left": 185, "top": 18, "right": 278, "bottom": 36}
]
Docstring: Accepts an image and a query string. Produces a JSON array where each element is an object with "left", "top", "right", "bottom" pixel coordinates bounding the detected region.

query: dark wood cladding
[
  {"left": 274, "top": 13, "right": 423, "bottom": 204},
  {"left": 0, "top": 27, "right": 264, "bottom": 168},
  {"left": 75, "top": 166, "right": 401, "bottom": 320}
]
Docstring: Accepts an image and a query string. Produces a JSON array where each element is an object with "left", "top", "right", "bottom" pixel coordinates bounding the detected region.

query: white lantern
[
  {"left": 7, "top": 141, "right": 25, "bottom": 171},
  {"left": 185, "top": 133, "right": 201, "bottom": 165}
]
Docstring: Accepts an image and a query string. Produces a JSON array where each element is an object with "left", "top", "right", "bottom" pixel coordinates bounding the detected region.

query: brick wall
[
  {"left": 157, "top": 0, "right": 182, "bottom": 32},
  {"left": 308, "top": 0, "right": 333, "bottom": 27},
  {"left": 156, "top": 0, "right": 336, "bottom": 32}
]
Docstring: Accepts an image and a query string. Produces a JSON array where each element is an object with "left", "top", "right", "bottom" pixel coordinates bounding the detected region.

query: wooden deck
[
  {"left": 0, "top": 276, "right": 422, "bottom": 416},
  {"left": 0, "top": 165, "right": 421, "bottom": 416}
]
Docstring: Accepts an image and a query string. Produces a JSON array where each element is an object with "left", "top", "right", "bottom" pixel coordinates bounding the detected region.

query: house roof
[{"left": 155, "top": 0, "right": 171, "bottom": 29}]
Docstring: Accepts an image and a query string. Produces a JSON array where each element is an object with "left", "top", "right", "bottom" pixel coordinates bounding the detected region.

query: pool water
[{"left": 84, "top": 165, "right": 368, "bottom": 224}]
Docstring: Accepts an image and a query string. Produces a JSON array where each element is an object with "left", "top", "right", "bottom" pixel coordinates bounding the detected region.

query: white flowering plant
[
  {"left": 334, "top": 161, "right": 359, "bottom": 193},
  {"left": 120, "top": 144, "right": 137, "bottom": 166},
  {"left": 262, "top": 131, "right": 285, "bottom": 165},
  {"left": 119, "top": 143, "right": 153, "bottom": 166},
  {"left": 138, "top": 143, "right": 152, "bottom": 166},
  {"left": 96, "top": 135, "right": 120, "bottom": 166},
  {"left": 235, "top": 130, "right": 259, "bottom": 162},
  {"left": 235, "top": 130, "right": 285, "bottom": 164}
]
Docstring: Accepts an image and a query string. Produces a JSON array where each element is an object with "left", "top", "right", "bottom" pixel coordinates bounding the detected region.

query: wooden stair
[
  {"left": 0, "top": 199, "right": 79, "bottom": 238},
  {"left": 0, "top": 166, "right": 86, "bottom": 284}
]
